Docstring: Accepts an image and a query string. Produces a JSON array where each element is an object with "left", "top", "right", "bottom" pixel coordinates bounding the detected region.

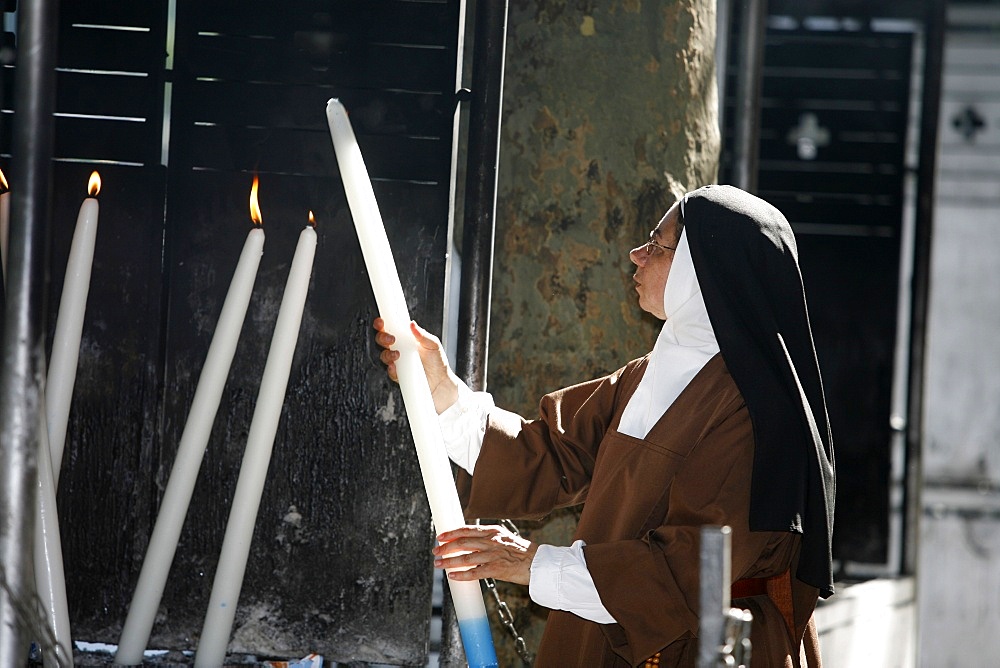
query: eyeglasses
[{"left": 639, "top": 233, "right": 676, "bottom": 258}]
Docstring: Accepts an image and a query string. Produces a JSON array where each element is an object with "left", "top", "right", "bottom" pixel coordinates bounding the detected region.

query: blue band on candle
[{"left": 457, "top": 616, "right": 499, "bottom": 668}]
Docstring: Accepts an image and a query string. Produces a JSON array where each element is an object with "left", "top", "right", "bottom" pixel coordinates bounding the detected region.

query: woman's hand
[
  {"left": 433, "top": 525, "right": 539, "bottom": 586},
  {"left": 373, "top": 318, "right": 460, "bottom": 413}
]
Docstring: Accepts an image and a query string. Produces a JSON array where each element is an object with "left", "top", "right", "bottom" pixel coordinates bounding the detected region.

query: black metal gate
[
  {"left": 722, "top": 17, "right": 916, "bottom": 571},
  {"left": 2, "top": 0, "right": 462, "bottom": 661}
]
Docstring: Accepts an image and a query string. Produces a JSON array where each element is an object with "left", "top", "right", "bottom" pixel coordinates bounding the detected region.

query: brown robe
[{"left": 461, "top": 354, "right": 823, "bottom": 667}]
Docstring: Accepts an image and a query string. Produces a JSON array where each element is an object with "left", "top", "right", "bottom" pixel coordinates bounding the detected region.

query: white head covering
[{"left": 618, "top": 226, "right": 720, "bottom": 439}]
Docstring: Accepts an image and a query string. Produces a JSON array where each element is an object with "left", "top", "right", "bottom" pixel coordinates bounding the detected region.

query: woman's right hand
[{"left": 373, "top": 318, "right": 460, "bottom": 414}]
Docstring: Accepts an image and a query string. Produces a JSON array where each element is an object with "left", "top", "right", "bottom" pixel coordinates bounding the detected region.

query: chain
[
  {"left": 482, "top": 518, "right": 533, "bottom": 665},
  {"left": 723, "top": 607, "right": 753, "bottom": 667}
]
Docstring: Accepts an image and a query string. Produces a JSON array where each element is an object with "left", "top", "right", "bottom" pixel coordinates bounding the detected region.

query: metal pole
[
  {"left": 698, "top": 526, "right": 732, "bottom": 668},
  {"left": 903, "top": 0, "right": 946, "bottom": 576},
  {"left": 454, "top": 0, "right": 508, "bottom": 391},
  {"left": 441, "top": 1, "right": 509, "bottom": 666},
  {"left": 0, "top": 0, "right": 58, "bottom": 662},
  {"left": 731, "top": 0, "right": 767, "bottom": 193}
]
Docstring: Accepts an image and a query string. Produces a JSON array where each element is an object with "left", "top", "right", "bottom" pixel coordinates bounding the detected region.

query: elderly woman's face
[{"left": 629, "top": 203, "right": 681, "bottom": 320}]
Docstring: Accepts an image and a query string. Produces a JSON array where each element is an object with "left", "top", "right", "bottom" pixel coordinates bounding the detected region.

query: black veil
[{"left": 683, "top": 185, "right": 836, "bottom": 597}]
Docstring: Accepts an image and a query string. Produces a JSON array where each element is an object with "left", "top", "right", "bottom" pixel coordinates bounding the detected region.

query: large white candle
[
  {"left": 34, "top": 384, "right": 72, "bottom": 668},
  {"left": 46, "top": 170, "right": 100, "bottom": 485},
  {"left": 194, "top": 215, "right": 317, "bottom": 667},
  {"left": 114, "top": 178, "right": 266, "bottom": 666},
  {"left": 325, "top": 98, "right": 498, "bottom": 667},
  {"left": 0, "top": 167, "right": 9, "bottom": 283}
]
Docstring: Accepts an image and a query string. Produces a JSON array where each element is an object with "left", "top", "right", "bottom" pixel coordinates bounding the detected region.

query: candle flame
[
  {"left": 308, "top": 210, "right": 316, "bottom": 228},
  {"left": 88, "top": 171, "right": 101, "bottom": 197},
  {"left": 0, "top": 167, "right": 8, "bottom": 193},
  {"left": 250, "top": 175, "right": 262, "bottom": 226}
]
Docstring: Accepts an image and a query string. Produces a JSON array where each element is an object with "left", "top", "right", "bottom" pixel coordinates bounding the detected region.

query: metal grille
[{"left": 721, "top": 19, "right": 916, "bottom": 570}]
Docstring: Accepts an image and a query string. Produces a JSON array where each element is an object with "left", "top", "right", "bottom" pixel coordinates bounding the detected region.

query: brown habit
[{"left": 461, "top": 354, "right": 822, "bottom": 667}]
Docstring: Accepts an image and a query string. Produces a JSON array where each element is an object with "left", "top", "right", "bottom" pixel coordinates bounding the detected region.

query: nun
[{"left": 375, "top": 184, "right": 835, "bottom": 667}]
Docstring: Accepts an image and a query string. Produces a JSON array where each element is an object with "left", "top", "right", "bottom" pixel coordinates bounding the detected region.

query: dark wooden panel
[
  {"left": 760, "top": 74, "right": 910, "bottom": 102},
  {"left": 56, "top": 71, "right": 161, "bottom": 120},
  {"left": 764, "top": 195, "right": 901, "bottom": 230},
  {"left": 756, "top": 168, "right": 903, "bottom": 197},
  {"left": 721, "top": 25, "right": 914, "bottom": 569},
  {"left": 761, "top": 105, "right": 908, "bottom": 130},
  {"left": 175, "top": 124, "right": 448, "bottom": 182},
  {"left": 192, "top": 0, "right": 455, "bottom": 47},
  {"left": 753, "top": 30, "right": 910, "bottom": 236},
  {"left": 57, "top": 24, "right": 164, "bottom": 73},
  {"left": 4, "top": 59, "right": 165, "bottom": 166},
  {"left": 759, "top": 131, "right": 906, "bottom": 164},
  {"left": 723, "top": 106, "right": 908, "bottom": 146},
  {"left": 186, "top": 33, "right": 453, "bottom": 91},
  {"left": 59, "top": 1, "right": 165, "bottom": 28},
  {"left": 2, "top": 2, "right": 166, "bottom": 167},
  {"left": 0, "top": 63, "right": 11, "bottom": 141},
  {"left": 53, "top": 116, "right": 157, "bottom": 164},
  {"left": 767, "top": 0, "right": 929, "bottom": 19},
  {"left": 0, "top": 114, "right": 12, "bottom": 158},
  {"left": 187, "top": 80, "right": 450, "bottom": 136},
  {"left": 798, "top": 234, "right": 901, "bottom": 564},
  {"left": 764, "top": 32, "right": 913, "bottom": 69}
]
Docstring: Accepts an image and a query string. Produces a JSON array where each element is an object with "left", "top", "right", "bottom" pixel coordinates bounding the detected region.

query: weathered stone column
[{"left": 486, "top": 1, "right": 719, "bottom": 661}]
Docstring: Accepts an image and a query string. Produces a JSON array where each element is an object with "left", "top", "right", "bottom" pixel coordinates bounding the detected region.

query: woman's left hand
[{"left": 433, "top": 525, "right": 539, "bottom": 586}]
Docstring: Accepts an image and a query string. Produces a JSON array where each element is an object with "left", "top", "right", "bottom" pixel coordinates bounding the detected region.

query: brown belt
[
  {"left": 732, "top": 570, "right": 795, "bottom": 633},
  {"left": 730, "top": 576, "right": 768, "bottom": 599}
]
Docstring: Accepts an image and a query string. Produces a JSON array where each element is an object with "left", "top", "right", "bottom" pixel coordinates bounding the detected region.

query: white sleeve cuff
[
  {"left": 528, "top": 540, "right": 617, "bottom": 624},
  {"left": 437, "top": 379, "right": 494, "bottom": 474}
]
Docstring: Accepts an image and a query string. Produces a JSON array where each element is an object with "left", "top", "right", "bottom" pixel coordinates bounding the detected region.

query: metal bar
[
  {"left": 715, "top": 0, "right": 733, "bottom": 125},
  {"left": 903, "top": 0, "right": 946, "bottom": 576},
  {"left": 0, "top": 0, "right": 58, "bottom": 662},
  {"left": 454, "top": 0, "right": 508, "bottom": 391},
  {"left": 440, "top": 0, "right": 509, "bottom": 665},
  {"left": 731, "top": 0, "right": 767, "bottom": 193},
  {"left": 698, "top": 526, "right": 732, "bottom": 668}
]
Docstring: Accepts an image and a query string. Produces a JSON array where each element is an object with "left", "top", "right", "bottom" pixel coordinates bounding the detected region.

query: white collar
[{"left": 618, "top": 229, "right": 720, "bottom": 438}]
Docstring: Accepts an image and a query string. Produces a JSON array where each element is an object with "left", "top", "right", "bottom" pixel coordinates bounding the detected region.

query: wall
[
  {"left": 815, "top": 578, "right": 916, "bottom": 668},
  {"left": 918, "top": 3, "right": 1000, "bottom": 666}
]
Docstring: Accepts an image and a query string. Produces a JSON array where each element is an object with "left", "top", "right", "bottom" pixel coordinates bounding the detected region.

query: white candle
[
  {"left": 34, "top": 384, "right": 72, "bottom": 668},
  {"left": 114, "top": 178, "right": 266, "bottom": 666},
  {"left": 326, "top": 98, "right": 497, "bottom": 667},
  {"left": 0, "top": 167, "right": 10, "bottom": 283},
  {"left": 46, "top": 170, "right": 100, "bottom": 485},
  {"left": 32, "top": 170, "right": 97, "bottom": 668},
  {"left": 195, "top": 216, "right": 317, "bottom": 668}
]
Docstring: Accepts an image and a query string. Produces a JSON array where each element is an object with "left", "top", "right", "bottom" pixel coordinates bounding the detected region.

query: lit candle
[
  {"left": 46, "top": 170, "right": 100, "bottom": 485},
  {"left": 34, "top": 384, "right": 72, "bottom": 667},
  {"left": 115, "top": 177, "right": 267, "bottom": 666},
  {"left": 194, "top": 213, "right": 317, "bottom": 667},
  {"left": 325, "top": 98, "right": 498, "bottom": 667},
  {"left": 0, "top": 167, "right": 9, "bottom": 283}
]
